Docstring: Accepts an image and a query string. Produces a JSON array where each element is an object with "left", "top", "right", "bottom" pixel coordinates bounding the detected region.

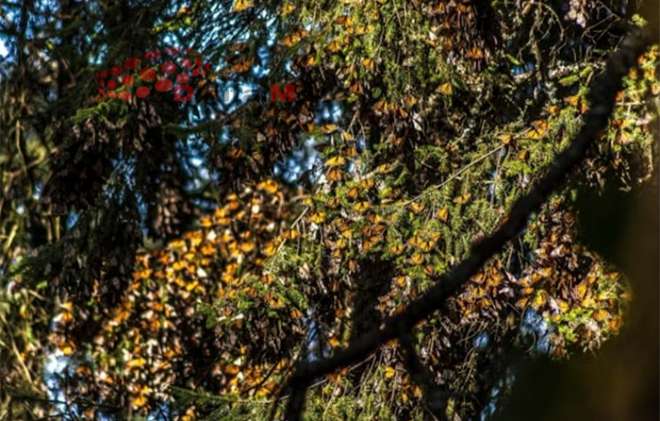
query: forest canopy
[{"left": 0, "top": 1, "right": 657, "bottom": 420}]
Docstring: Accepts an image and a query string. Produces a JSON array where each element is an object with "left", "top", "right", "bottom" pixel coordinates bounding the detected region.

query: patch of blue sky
[
  {"left": 90, "top": 47, "right": 107, "bottom": 67},
  {"left": 252, "top": 63, "right": 270, "bottom": 78},
  {"left": 253, "top": 44, "right": 271, "bottom": 78},
  {"left": 257, "top": 45, "right": 270, "bottom": 62},
  {"left": 43, "top": 352, "right": 80, "bottom": 420},
  {"left": 65, "top": 211, "right": 79, "bottom": 230},
  {"left": 218, "top": 126, "right": 232, "bottom": 145},
  {"left": 519, "top": 307, "right": 555, "bottom": 355},
  {"left": 221, "top": 81, "right": 238, "bottom": 106},
  {"left": 274, "top": 136, "right": 322, "bottom": 185},
  {"left": 346, "top": 160, "right": 358, "bottom": 176},
  {"left": 2, "top": 6, "right": 17, "bottom": 27},
  {"left": 265, "top": 17, "right": 278, "bottom": 47},
  {"left": 189, "top": 155, "right": 205, "bottom": 168},
  {"left": 88, "top": 26, "right": 108, "bottom": 66},
  {"left": 356, "top": 135, "right": 367, "bottom": 153},
  {"left": 107, "top": 154, "right": 135, "bottom": 190},
  {"left": 183, "top": 166, "right": 211, "bottom": 191},
  {"left": 198, "top": 3, "right": 236, "bottom": 48},
  {"left": 0, "top": 38, "right": 7, "bottom": 58},
  {"left": 479, "top": 366, "right": 516, "bottom": 421},
  {"left": 330, "top": 102, "right": 343, "bottom": 121},
  {"left": 238, "top": 81, "right": 257, "bottom": 102},
  {"left": 473, "top": 331, "right": 490, "bottom": 350},
  {"left": 97, "top": 412, "right": 115, "bottom": 421},
  {"left": 162, "top": 32, "right": 179, "bottom": 49},
  {"left": 303, "top": 312, "right": 332, "bottom": 362},
  {"left": 314, "top": 100, "right": 343, "bottom": 125},
  {"left": 302, "top": 18, "right": 321, "bottom": 32},
  {"left": 192, "top": 196, "right": 218, "bottom": 212},
  {"left": 45, "top": 86, "right": 57, "bottom": 101},
  {"left": 179, "top": 134, "right": 212, "bottom": 184},
  {"left": 308, "top": 163, "right": 324, "bottom": 184},
  {"left": 284, "top": 58, "right": 297, "bottom": 77},
  {"left": 187, "top": 103, "right": 208, "bottom": 126},
  {"left": 136, "top": 191, "right": 149, "bottom": 237},
  {"left": 214, "top": 74, "right": 263, "bottom": 112},
  {"left": 147, "top": 403, "right": 173, "bottom": 421},
  {"left": 0, "top": 20, "right": 14, "bottom": 77},
  {"left": 236, "top": 28, "right": 252, "bottom": 42},
  {"left": 197, "top": 166, "right": 211, "bottom": 181},
  {"left": 185, "top": 133, "right": 209, "bottom": 152},
  {"left": 511, "top": 62, "right": 535, "bottom": 77}
]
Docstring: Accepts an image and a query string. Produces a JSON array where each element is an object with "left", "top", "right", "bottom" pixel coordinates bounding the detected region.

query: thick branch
[
  {"left": 277, "top": 27, "right": 652, "bottom": 421},
  {"left": 399, "top": 332, "right": 447, "bottom": 420}
]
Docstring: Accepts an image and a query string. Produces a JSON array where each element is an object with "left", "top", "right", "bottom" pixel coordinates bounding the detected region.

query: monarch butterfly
[
  {"left": 281, "top": 30, "right": 306, "bottom": 47},
  {"left": 437, "top": 82, "right": 453, "bottom": 95},
  {"left": 466, "top": 47, "right": 484, "bottom": 60},
  {"left": 409, "top": 201, "right": 425, "bottom": 214},
  {"left": 131, "top": 395, "right": 147, "bottom": 409},
  {"left": 340, "top": 228, "right": 353, "bottom": 240},
  {"left": 326, "top": 40, "right": 342, "bottom": 53},
  {"left": 232, "top": 58, "right": 253, "bottom": 74},
  {"left": 532, "top": 291, "right": 548, "bottom": 309},
  {"left": 437, "top": 207, "right": 449, "bottom": 222},
  {"left": 361, "top": 178, "right": 375, "bottom": 189},
  {"left": 232, "top": 0, "right": 253, "bottom": 12},
  {"left": 394, "top": 276, "right": 407, "bottom": 287},
  {"left": 335, "top": 15, "right": 353, "bottom": 25},
  {"left": 281, "top": 2, "right": 296, "bottom": 15},
  {"left": 456, "top": 3, "right": 471, "bottom": 13},
  {"left": 416, "top": 237, "right": 436, "bottom": 252},
  {"left": 389, "top": 243, "right": 404, "bottom": 255},
  {"left": 257, "top": 179, "right": 279, "bottom": 194},
  {"left": 322, "top": 123, "right": 338, "bottom": 134},
  {"left": 361, "top": 58, "right": 375, "bottom": 71},
  {"left": 326, "top": 156, "right": 346, "bottom": 167},
  {"left": 305, "top": 55, "right": 317, "bottom": 66},
  {"left": 410, "top": 253, "right": 424, "bottom": 265},
  {"left": 239, "top": 241, "right": 256, "bottom": 253},
  {"left": 310, "top": 211, "right": 327, "bottom": 224},
  {"left": 334, "top": 237, "right": 348, "bottom": 250},
  {"left": 362, "top": 236, "right": 379, "bottom": 251},
  {"left": 262, "top": 241, "right": 277, "bottom": 256},
  {"left": 327, "top": 167, "right": 344, "bottom": 182},
  {"left": 528, "top": 120, "right": 548, "bottom": 139},
  {"left": 453, "top": 193, "right": 471, "bottom": 205},
  {"left": 353, "top": 201, "right": 370, "bottom": 213}
]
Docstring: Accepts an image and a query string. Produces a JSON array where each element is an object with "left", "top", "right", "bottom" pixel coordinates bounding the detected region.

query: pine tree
[{"left": 0, "top": 1, "right": 656, "bottom": 420}]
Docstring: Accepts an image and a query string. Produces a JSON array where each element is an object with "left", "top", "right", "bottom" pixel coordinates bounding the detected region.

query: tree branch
[{"left": 399, "top": 331, "right": 447, "bottom": 420}]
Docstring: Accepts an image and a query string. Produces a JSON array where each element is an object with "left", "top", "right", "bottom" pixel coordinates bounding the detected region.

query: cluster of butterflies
[
  {"left": 94, "top": 45, "right": 299, "bottom": 110},
  {"left": 94, "top": 47, "right": 216, "bottom": 104}
]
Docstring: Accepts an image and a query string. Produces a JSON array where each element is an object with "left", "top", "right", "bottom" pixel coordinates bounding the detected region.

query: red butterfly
[{"left": 270, "top": 83, "right": 296, "bottom": 102}]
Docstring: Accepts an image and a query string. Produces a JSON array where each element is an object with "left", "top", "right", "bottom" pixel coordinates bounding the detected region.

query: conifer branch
[{"left": 276, "top": 27, "right": 653, "bottom": 421}]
